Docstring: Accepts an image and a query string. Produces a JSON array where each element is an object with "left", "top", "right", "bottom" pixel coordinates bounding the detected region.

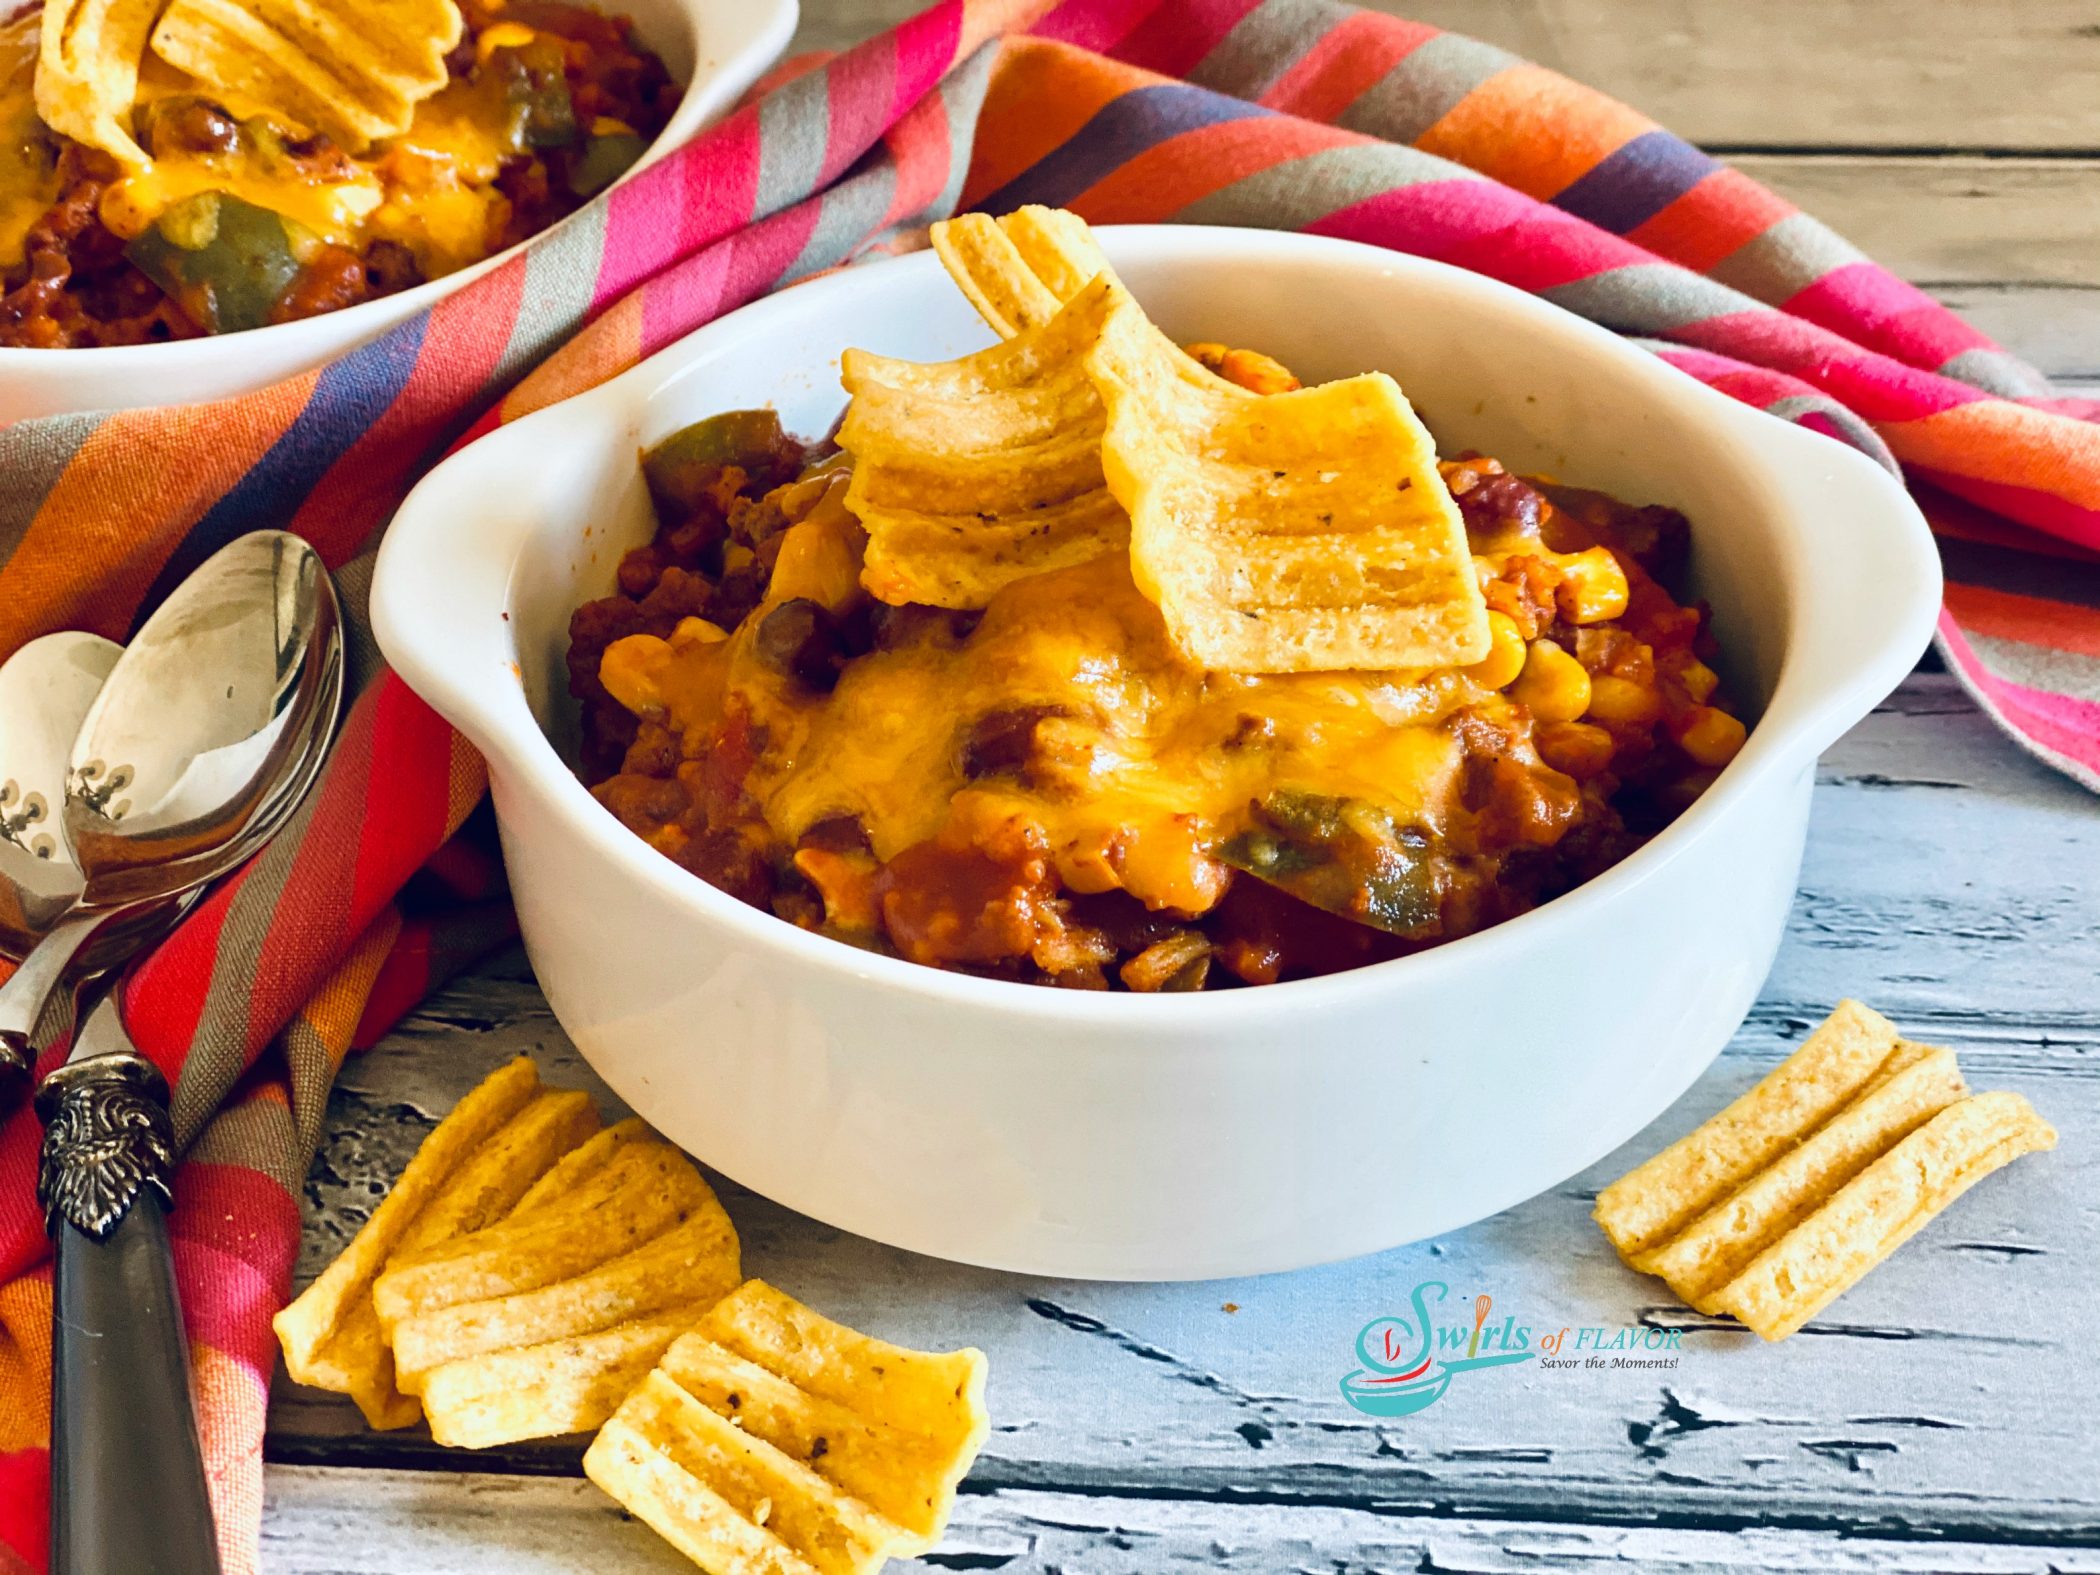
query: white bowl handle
[
  {"left": 1750, "top": 420, "right": 1943, "bottom": 768},
  {"left": 371, "top": 396, "right": 628, "bottom": 761}
]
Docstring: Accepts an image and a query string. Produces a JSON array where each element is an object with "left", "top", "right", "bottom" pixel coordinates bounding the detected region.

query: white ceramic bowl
[
  {"left": 0, "top": 0, "right": 796, "bottom": 422},
  {"left": 373, "top": 227, "right": 1941, "bottom": 1281}
]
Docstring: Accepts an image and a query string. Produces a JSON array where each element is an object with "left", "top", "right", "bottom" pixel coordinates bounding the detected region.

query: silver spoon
[
  {"left": 0, "top": 529, "right": 345, "bottom": 1097},
  {"left": 0, "top": 633, "right": 121, "bottom": 1090},
  {"left": 33, "top": 530, "right": 343, "bottom": 1575}
]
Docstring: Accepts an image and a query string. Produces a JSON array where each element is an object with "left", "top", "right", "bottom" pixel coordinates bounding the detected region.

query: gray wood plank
[
  {"left": 262, "top": 1468, "right": 2100, "bottom": 1573},
  {"left": 1733, "top": 156, "right": 2100, "bottom": 289},
  {"left": 268, "top": 675, "right": 2100, "bottom": 1540},
  {"left": 1930, "top": 284, "right": 2100, "bottom": 380},
  {"left": 790, "top": 0, "right": 2100, "bottom": 154}
]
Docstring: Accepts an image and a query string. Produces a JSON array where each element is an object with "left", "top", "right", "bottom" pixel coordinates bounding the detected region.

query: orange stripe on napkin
[
  {"left": 962, "top": 37, "right": 1135, "bottom": 204},
  {"left": 1889, "top": 402, "right": 2100, "bottom": 511},
  {"left": 1628, "top": 166, "right": 1797, "bottom": 277},
  {"left": 1070, "top": 111, "right": 1355, "bottom": 220},
  {"left": 0, "top": 382, "right": 311, "bottom": 650},
  {"left": 1417, "top": 63, "right": 1654, "bottom": 199},
  {"left": 0, "top": 1276, "right": 49, "bottom": 1453},
  {"left": 1260, "top": 11, "right": 1435, "bottom": 122},
  {"left": 1945, "top": 583, "right": 2100, "bottom": 658}
]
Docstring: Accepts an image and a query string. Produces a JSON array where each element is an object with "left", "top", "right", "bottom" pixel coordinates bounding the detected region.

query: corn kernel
[
  {"left": 1554, "top": 546, "right": 1630, "bottom": 624},
  {"left": 476, "top": 21, "right": 537, "bottom": 61},
  {"left": 1673, "top": 657, "right": 1720, "bottom": 705},
  {"left": 669, "top": 617, "right": 728, "bottom": 649},
  {"left": 766, "top": 513, "right": 864, "bottom": 613},
  {"left": 1585, "top": 673, "right": 1663, "bottom": 727},
  {"left": 1535, "top": 720, "right": 1615, "bottom": 779},
  {"left": 1676, "top": 705, "right": 1747, "bottom": 768},
  {"left": 589, "top": 116, "right": 638, "bottom": 138},
  {"left": 1466, "top": 611, "right": 1528, "bottom": 690},
  {"left": 1217, "top": 347, "right": 1301, "bottom": 394},
  {"left": 599, "top": 633, "right": 670, "bottom": 715},
  {"left": 1510, "top": 638, "right": 1592, "bottom": 723}
]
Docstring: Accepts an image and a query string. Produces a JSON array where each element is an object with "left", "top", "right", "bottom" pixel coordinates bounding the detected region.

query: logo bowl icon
[{"left": 1338, "top": 1363, "right": 1456, "bottom": 1417}]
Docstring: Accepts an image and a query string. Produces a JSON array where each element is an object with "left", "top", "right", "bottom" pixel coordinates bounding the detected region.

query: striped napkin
[{"left": 2, "top": 0, "right": 2096, "bottom": 1565}]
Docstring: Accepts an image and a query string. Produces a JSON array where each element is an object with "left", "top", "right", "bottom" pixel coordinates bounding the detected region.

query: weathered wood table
[{"left": 262, "top": 4, "right": 2100, "bottom": 1569}]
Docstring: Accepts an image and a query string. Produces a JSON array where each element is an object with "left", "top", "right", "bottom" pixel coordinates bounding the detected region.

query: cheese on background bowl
[{"left": 0, "top": 0, "right": 796, "bottom": 420}]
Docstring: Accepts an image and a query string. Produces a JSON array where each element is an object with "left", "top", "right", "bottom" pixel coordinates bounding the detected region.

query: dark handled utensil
[
  {"left": 24, "top": 532, "right": 343, "bottom": 1575},
  {"left": 38, "top": 983, "right": 216, "bottom": 1575}
]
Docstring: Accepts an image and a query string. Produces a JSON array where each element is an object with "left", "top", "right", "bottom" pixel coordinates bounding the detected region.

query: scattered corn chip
[
  {"left": 584, "top": 1280, "right": 990, "bottom": 1575},
  {"left": 374, "top": 1122, "right": 741, "bottom": 1448},
  {"left": 1597, "top": 1003, "right": 2057, "bottom": 1341},
  {"left": 37, "top": 0, "right": 164, "bottom": 165},
  {"left": 994, "top": 205, "right": 1117, "bottom": 315},
  {"left": 839, "top": 272, "right": 1131, "bottom": 609},
  {"left": 1595, "top": 999, "right": 1909, "bottom": 1257},
  {"left": 1632, "top": 1043, "right": 1967, "bottom": 1309},
  {"left": 415, "top": 1304, "right": 715, "bottom": 1451},
  {"left": 511, "top": 1109, "right": 653, "bottom": 1215},
  {"left": 1091, "top": 297, "right": 1491, "bottom": 673},
  {"left": 929, "top": 211, "right": 1068, "bottom": 339},
  {"left": 1710, "top": 1091, "right": 2056, "bottom": 1340},
  {"left": 273, "top": 1058, "right": 600, "bottom": 1428},
  {"left": 931, "top": 207, "right": 1228, "bottom": 392},
  {"left": 148, "top": 0, "right": 462, "bottom": 150}
]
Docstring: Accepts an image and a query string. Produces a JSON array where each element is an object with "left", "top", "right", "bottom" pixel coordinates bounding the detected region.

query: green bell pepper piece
[
  {"left": 568, "top": 130, "right": 648, "bottom": 198},
  {"left": 486, "top": 37, "right": 577, "bottom": 151},
  {"left": 125, "top": 191, "right": 306, "bottom": 335},
  {"left": 642, "top": 410, "right": 792, "bottom": 518},
  {"left": 1220, "top": 789, "right": 1441, "bottom": 937}
]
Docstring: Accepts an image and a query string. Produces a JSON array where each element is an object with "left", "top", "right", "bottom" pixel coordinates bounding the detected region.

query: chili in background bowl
[
  {"left": 371, "top": 227, "right": 1941, "bottom": 1280},
  {"left": 0, "top": 0, "right": 795, "bottom": 421}
]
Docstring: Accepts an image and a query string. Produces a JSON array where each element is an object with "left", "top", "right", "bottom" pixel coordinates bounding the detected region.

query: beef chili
[
  {"left": 0, "top": 0, "right": 675, "bottom": 347},
  {"left": 568, "top": 360, "right": 1749, "bottom": 992}
]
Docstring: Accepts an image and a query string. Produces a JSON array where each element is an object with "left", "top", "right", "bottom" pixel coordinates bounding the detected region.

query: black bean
[
  {"left": 799, "top": 814, "right": 872, "bottom": 854},
  {"left": 138, "top": 96, "right": 241, "bottom": 157},
  {"left": 959, "top": 705, "right": 1066, "bottom": 782},
  {"left": 755, "top": 599, "right": 844, "bottom": 690}
]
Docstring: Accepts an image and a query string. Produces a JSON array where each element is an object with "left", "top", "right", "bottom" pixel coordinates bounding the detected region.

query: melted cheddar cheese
[
  {"left": 99, "top": 146, "right": 384, "bottom": 248},
  {"left": 98, "top": 57, "right": 509, "bottom": 267},
  {"left": 358, "top": 79, "right": 516, "bottom": 274},
  {"left": 3, "top": 11, "right": 566, "bottom": 277},
  {"left": 0, "top": 13, "right": 55, "bottom": 270},
  {"left": 608, "top": 485, "right": 1521, "bottom": 919}
]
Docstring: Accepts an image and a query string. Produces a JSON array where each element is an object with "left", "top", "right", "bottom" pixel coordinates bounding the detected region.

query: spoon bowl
[
  {"left": 67, "top": 533, "right": 344, "bottom": 908},
  {"left": 0, "top": 532, "right": 344, "bottom": 1095},
  {"left": 0, "top": 633, "right": 122, "bottom": 960}
]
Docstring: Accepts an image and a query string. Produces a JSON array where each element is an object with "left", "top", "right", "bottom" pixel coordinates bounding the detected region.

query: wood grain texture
[
  {"left": 788, "top": 0, "right": 2100, "bottom": 153},
  {"left": 1735, "top": 157, "right": 2100, "bottom": 289},
  {"left": 267, "top": 676, "right": 2100, "bottom": 1544},
  {"left": 1935, "top": 286, "right": 2100, "bottom": 379},
  {"left": 262, "top": 1469, "right": 2100, "bottom": 1573}
]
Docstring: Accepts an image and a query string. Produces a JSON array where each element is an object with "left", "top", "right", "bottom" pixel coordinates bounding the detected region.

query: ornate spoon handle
[{"left": 38, "top": 1053, "right": 222, "bottom": 1575}]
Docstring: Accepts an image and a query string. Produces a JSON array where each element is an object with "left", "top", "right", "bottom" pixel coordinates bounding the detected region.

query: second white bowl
[{"left": 0, "top": 0, "right": 796, "bottom": 422}]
